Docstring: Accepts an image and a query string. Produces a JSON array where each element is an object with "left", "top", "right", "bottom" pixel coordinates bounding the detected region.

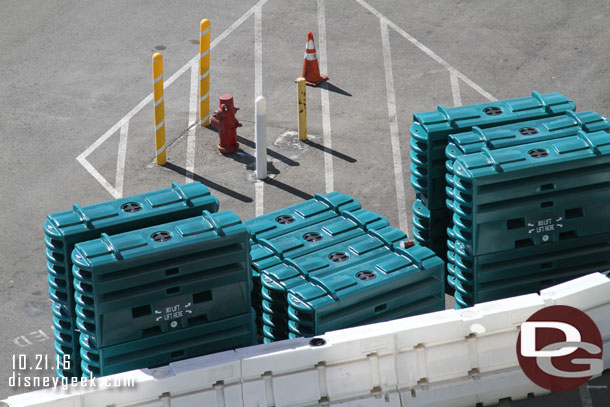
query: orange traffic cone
[{"left": 296, "top": 32, "right": 328, "bottom": 86}]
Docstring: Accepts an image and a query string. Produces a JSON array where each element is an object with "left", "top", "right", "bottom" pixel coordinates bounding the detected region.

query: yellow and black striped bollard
[
  {"left": 199, "top": 19, "right": 210, "bottom": 126},
  {"left": 152, "top": 53, "right": 166, "bottom": 165}
]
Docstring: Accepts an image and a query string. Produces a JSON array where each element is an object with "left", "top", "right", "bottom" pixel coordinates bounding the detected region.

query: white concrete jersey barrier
[{"left": 3, "top": 273, "right": 610, "bottom": 407}]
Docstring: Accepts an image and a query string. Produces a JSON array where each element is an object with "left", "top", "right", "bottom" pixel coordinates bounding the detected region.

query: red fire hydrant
[{"left": 210, "top": 94, "right": 242, "bottom": 154}]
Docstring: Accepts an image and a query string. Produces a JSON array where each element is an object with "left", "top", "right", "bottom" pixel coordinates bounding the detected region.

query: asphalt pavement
[{"left": 1, "top": 0, "right": 610, "bottom": 404}]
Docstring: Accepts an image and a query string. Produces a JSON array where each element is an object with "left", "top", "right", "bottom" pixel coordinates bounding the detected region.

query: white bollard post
[{"left": 255, "top": 96, "right": 267, "bottom": 180}]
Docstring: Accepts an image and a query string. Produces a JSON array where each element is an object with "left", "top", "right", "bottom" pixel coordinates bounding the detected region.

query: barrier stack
[
  {"left": 285, "top": 243, "right": 445, "bottom": 338},
  {"left": 245, "top": 192, "right": 445, "bottom": 343},
  {"left": 258, "top": 219, "right": 410, "bottom": 342},
  {"left": 45, "top": 182, "right": 218, "bottom": 378},
  {"left": 244, "top": 192, "right": 361, "bottom": 340},
  {"left": 444, "top": 111, "right": 610, "bottom": 288},
  {"left": 410, "top": 91, "right": 575, "bottom": 268},
  {"left": 449, "top": 131, "right": 610, "bottom": 307},
  {"left": 72, "top": 211, "right": 255, "bottom": 377}
]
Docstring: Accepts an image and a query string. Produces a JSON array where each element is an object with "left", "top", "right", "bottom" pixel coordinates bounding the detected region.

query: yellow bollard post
[
  {"left": 297, "top": 78, "right": 307, "bottom": 141},
  {"left": 152, "top": 53, "right": 166, "bottom": 165},
  {"left": 199, "top": 19, "right": 211, "bottom": 126}
]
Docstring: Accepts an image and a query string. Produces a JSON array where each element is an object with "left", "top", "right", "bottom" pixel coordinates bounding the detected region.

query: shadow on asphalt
[
  {"left": 303, "top": 139, "right": 357, "bottom": 163},
  {"left": 162, "top": 161, "right": 253, "bottom": 203},
  {"left": 324, "top": 82, "right": 352, "bottom": 97},
  {"left": 263, "top": 177, "right": 314, "bottom": 200},
  {"left": 237, "top": 136, "right": 300, "bottom": 167}
]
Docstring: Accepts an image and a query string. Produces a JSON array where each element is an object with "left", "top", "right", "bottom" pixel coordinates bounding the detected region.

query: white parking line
[
  {"left": 254, "top": 3, "right": 264, "bottom": 214},
  {"left": 185, "top": 65, "right": 198, "bottom": 183},
  {"left": 317, "top": 0, "right": 334, "bottom": 194},
  {"left": 354, "top": 0, "right": 496, "bottom": 102},
  {"left": 255, "top": 181, "right": 264, "bottom": 216},
  {"left": 77, "top": 0, "right": 271, "bottom": 198},
  {"left": 579, "top": 384, "right": 594, "bottom": 407},
  {"left": 78, "top": 140, "right": 121, "bottom": 199},
  {"left": 380, "top": 20, "right": 409, "bottom": 235},
  {"left": 449, "top": 69, "right": 463, "bottom": 107},
  {"left": 114, "top": 120, "right": 129, "bottom": 197}
]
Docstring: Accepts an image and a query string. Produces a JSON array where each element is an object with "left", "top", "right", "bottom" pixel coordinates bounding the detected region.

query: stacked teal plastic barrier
[
  {"left": 261, "top": 227, "right": 409, "bottom": 341},
  {"left": 72, "top": 210, "right": 255, "bottom": 377},
  {"left": 285, "top": 244, "right": 445, "bottom": 338},
  {"left": 244, "top": 192, "right": 361, "bottom": 340},
  {"left": 450, "top": 131, "right": 610, "bottom": 307},
  {"left": 45, "top": 182, "right": 218, "bottom": 378},
  {"left": 253, "top": 210, "right": 392, "bottom": 341},
  {"left": 80, "top": 310, "right": 255, "bottom": 377},
  {"left": 444, "top": 111, "right": 610, "bottom": 289},
  {"left": 242, "top": 191, "right": 444, "bottom": 343},
  {"left": 410, "top": 91, "right": 575, "bottom": 270},
  {"left": 245, "top": 192, "right": 361, "bottom": 242}
]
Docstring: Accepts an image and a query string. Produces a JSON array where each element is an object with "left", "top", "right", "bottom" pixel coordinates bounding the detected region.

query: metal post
[
  {"left": 255, "top": 96, "right": 267, "bottom": 179},
  {"left": 297, "top": 78, "right": 307, "bottom": 141},
  {"left": 152, "top": 53, "right": 166, "bottom": 165},
  {"left": 199, "top": 19, "right": 211, "bottom": 126}
]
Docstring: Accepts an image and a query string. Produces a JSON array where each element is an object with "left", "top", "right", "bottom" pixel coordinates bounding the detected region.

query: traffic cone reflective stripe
[
  {"left": 305, "top": 50, "right": 317, "bottom": 60},
  {"left": 296, "top": 32, "right": 328, "bottom": 87},
  {"left": 305, "top": 39, "right": 316, "bottom": 60}
]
